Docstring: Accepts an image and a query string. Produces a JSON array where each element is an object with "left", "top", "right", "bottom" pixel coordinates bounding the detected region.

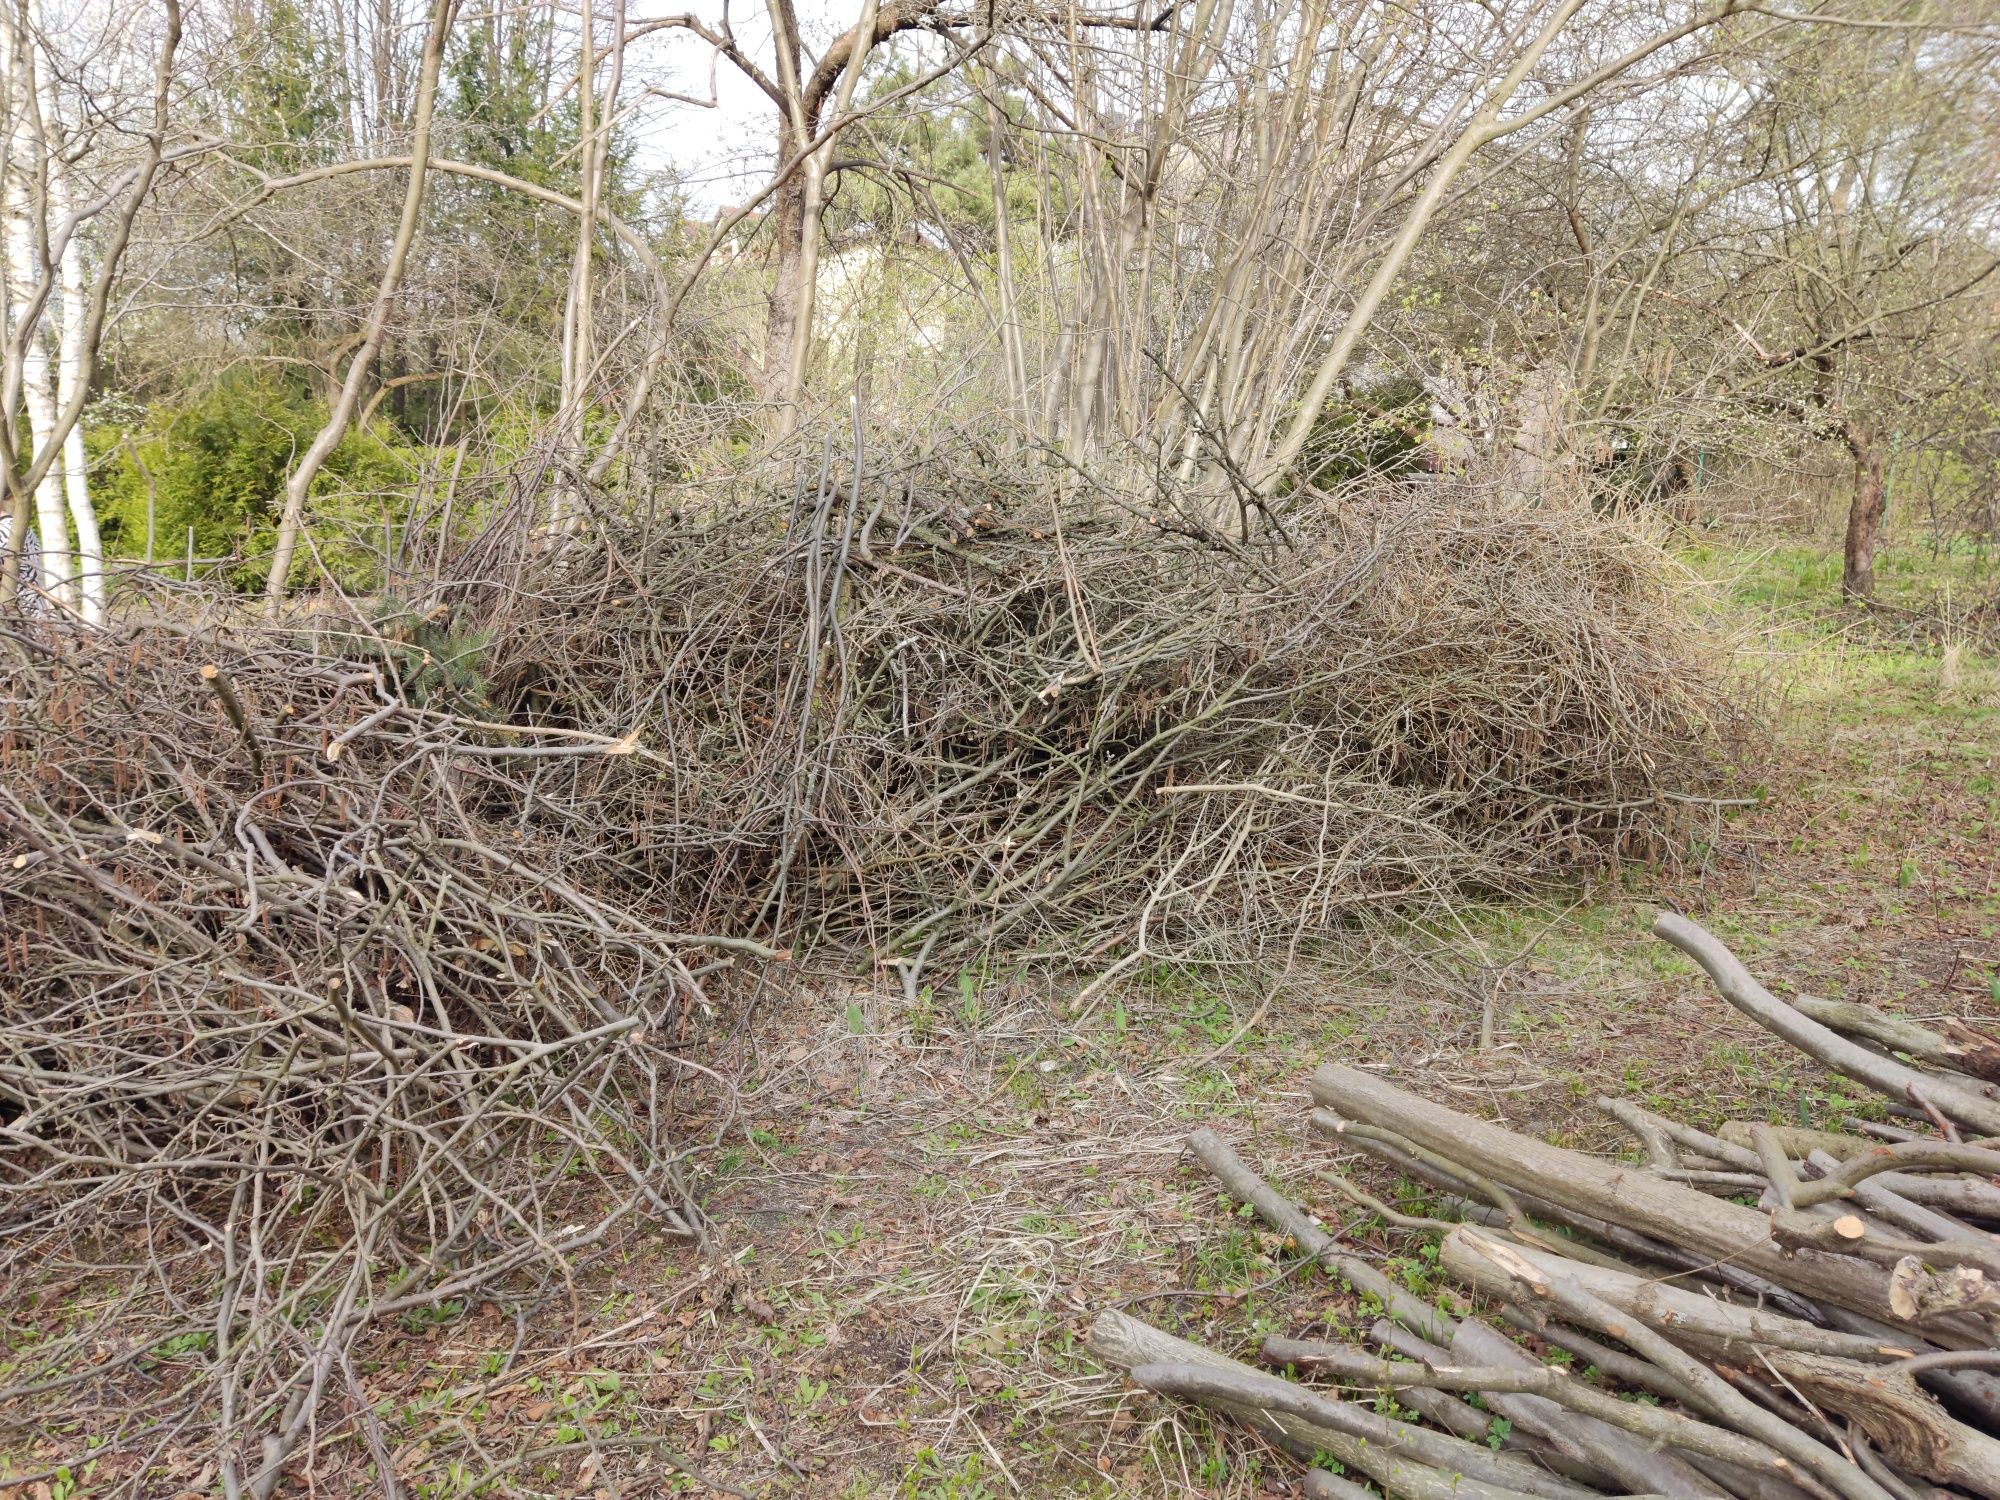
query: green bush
[{"left": 89, "top": 373, "right": 420, "bottom": 590}]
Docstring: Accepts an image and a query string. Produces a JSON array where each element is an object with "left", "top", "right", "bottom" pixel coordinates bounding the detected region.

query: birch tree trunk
[
  {"left": 50, "top": 116, "right": 101, "bottom": 622},
  {"left": 0, "top": 0, "right": 177, "bottom": 606},
  {"left": 13, "top": 273, "right": 68, "bottom": 609},
  {"left": 1, "top": 0, "right": 74, "bottom": 610}
]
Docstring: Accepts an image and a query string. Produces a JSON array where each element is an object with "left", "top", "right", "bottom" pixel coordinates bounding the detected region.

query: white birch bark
[
  {"left": 2, "top": 2, "right": 74, "bottom": 610},
  {"left": 48, "top": 93, "right": 101, "bottom": 621}
]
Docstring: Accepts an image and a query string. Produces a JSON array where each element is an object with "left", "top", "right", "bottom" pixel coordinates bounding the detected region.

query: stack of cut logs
[{"left": 1092, "top": 912, "right": 2000, "bottom": 1499}]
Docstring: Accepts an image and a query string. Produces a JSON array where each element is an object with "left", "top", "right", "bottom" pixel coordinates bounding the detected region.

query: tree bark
[
  {"left": 1, "top": 0, "right": 73, "bottom": 610},
  {"left": 1793, "top": 997, "right": 2000, "bottom": 1085},
  {"left": 1184, "top": 1127, "right": 1459, "bottom": 1343},
  {"left": 264, "top": 0, "right": 455, "bottom": 610},
  {"left": 1772, "top": 1352, "right": 2000, "bottom": 1500},
  {"left": 0, "top": 0, "right": 177, "bottom": 604},
  {"left": 1087, "top": 1311, "right": 1592, "bottom": 1500},
  {"left": 50, "top": 127, "right": 100, "bottom": 623},
  {"left": 1311, "top": 1062, "right": 1909, "bottom": 1324},
  {"left": 1842, "top": 428, "right": 1885, "bottom": 601},
  {"left": 1449, "top": 1229, "right": 1899, "bottom": 1500}
]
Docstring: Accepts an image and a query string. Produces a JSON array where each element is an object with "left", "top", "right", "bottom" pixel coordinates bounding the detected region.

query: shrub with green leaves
[{"left": 88, "top": 373, "right": 421, "bottom": 590}]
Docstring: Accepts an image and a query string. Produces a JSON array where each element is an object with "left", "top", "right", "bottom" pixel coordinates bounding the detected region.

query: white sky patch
[{"left": 615, "top": 0, "right": 861, "bottom": 213}]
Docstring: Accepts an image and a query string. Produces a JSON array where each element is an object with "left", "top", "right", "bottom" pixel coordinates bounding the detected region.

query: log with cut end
[
  {"left": 1311, "top": 1062, "right": 1904, "bottom": 1323},
  {"left": 1770, "top": 1207, "right": 2000, "bottom": 1281}
]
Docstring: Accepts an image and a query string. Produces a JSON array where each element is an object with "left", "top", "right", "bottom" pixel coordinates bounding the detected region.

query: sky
[{"left": 618, "top": 0, "right": 861, "bottom": 213}]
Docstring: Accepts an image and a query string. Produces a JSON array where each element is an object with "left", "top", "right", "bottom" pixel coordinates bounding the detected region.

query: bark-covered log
[
  {"left": 1349, "top": 1328, "right": 1842, "bottom": 1500},
  {"left": 1367, "top": 1320, "right": 1611, "bottom": 1488},
  {"left": 1790, "top": 1141, "right": 2000, "bottom": 1208},
  {"left": 1303, "top": 1470, "right": 1385, "bottom": 1500},
  {"left": 1492, "top": 1307, "right": 1829, "bottom": 1500},
  {"left": 1451, "top": 1319, "right": 1772, "bottom": 1499},
  {"left": 1263, "top": 1331, "right": 1759, "bottom": 1495},
  {"left": 1440, "top": 1233, "right": 1910, "bottom": 1360},
  {"left": 1085, "top": 1311, "right": 1599, "bottom": 1500},
  {"left": 1816, "top": 1306, "right": 2000, "bottom": 1432},
  {"left": 1313, "top": 1063, "right": 1903, "bottom": 1323},
  {"left": 1802, "top": 1149, "right": 1981, "bottom": 1243},
  {"left": 1444, "top": 1194, "right": 1824, "bottom": 1325},
  {"left": 1134, "top": 1361, "right": 1611, "bottom": 1499},
  {"left": 1793, "top": 997, "right": 2000, "bottom": 1087},
  {"left": 1609, "top": 1101, "right": 2000, "bottom": 1220},
  {"left": 1718, "top": 1122, "right": 1879, "bottom": 1160},
  {"left": 1185, "top": 1127, "right": 1458, "bottom": 1343},
  {"left": 1652, "top": 913, "right": 2000, "bottom": 1135},
  {"left": 1770, "top": 1206, "right": 2000, "bottom": 1280},
  {"left": 1446, "top": 1228, "right": 1899, "bottom": 1500},
  {"left": 1769, "top": 1351, "right": 2000, "bottom": 1499}
]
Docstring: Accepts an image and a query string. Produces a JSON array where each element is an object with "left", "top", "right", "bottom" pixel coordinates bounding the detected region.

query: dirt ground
[{"left": 21, "top": 537, "right": 2000, "bottom": 1499}]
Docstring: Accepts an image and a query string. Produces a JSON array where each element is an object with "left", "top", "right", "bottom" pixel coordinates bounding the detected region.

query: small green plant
[
  {"left": 909, "top": 984, "right": 937, "bottom": 1040},
  {"left": 898, "top": 1449, "right": 998, "bottom": 1499},
  {"left": 790, "top": 1372, "right": 830, "bottom": 1415},
  {"left": 145, "top": 1330, "right": 216, "bottom": 1361}
]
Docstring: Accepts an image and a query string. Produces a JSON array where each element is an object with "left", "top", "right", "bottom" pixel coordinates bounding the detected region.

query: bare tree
[
  {"left": 0, "top": 0, "right": 181, "bottom": 609},
  {"left": 263, "top": 0, "right": 456, "bottom": 607}
]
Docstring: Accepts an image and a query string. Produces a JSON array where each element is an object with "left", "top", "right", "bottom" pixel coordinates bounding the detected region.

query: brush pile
[
  {"left": 0, "top": 446, "right": 1742, "bottom": 1491},
  {"left": 455, "top": 444, "right": 1742, "bottom": 975},
  {"left": 1101, "top": 912, "right": 2000, "bottom": 1500},
  {"left": 0, "top": 614, "right": 757, "bottom": 1495}
]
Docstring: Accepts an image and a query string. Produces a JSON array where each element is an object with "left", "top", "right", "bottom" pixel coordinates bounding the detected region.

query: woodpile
[{"left": 1094, "top": 912, "right": 2000, "bottom": 1499}]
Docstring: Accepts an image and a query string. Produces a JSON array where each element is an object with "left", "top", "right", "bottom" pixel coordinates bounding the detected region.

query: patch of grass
[{"left": 897, "top": 1449, "right": 1001, "bottom": 1498}]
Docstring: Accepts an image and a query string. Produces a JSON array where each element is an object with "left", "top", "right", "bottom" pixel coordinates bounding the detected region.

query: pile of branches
[
  {"left": 0, "top": 614, "right": 757, "bottom": 1496},
  {"left": 0, "top": 441, "right": 1743, "bottom": 1491},
  {"left": 454, "top": 442, "right": 1744, "bottom": 977},
  {"left": 1100, "top": 912, "right": 2000, "bottom": 1500}
]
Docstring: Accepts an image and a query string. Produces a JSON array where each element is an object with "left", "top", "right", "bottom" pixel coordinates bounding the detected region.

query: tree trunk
[
  {"left": 1843, "top": 431, "right": 1885, "bottom": 600},
  {"left": 0, "top": 0, "right": 176, "bottom": 605},
  {"left": 761, "top": 0, "right": 876, "bottom": 431},
  {"left": 759, "top": 119, "right": 810, "bottom": 406},
  {"left": 52, "top": 139, "right": 102, "bottom": 623},
  {"left": 2, "top": 1, "right": 74, "bottom": 611},
  {"left": 984, "top": 77, "right": 1027, "bottom": 428}
]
